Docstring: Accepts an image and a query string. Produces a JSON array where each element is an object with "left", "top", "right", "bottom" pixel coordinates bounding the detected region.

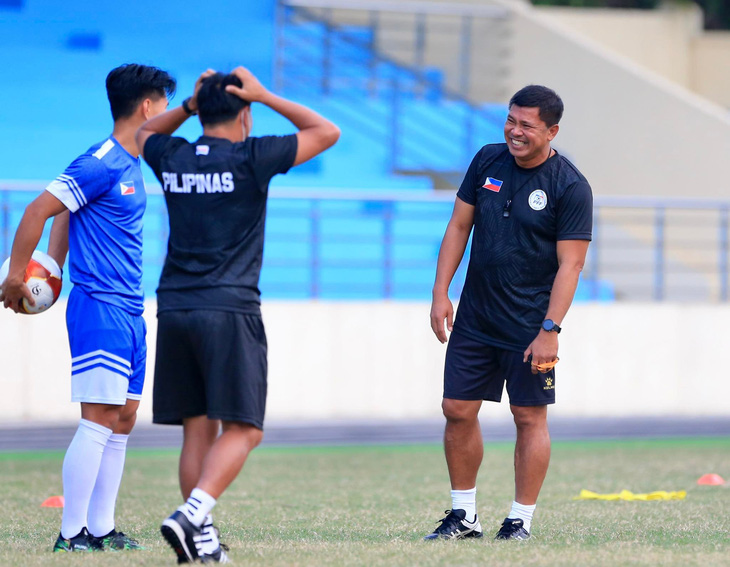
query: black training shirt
[
  {"left": 143, "top": 133, "right": 297, "bottom": 314},
  {"left": 453, "top": 143, "right": 593, "bottom": 351}
]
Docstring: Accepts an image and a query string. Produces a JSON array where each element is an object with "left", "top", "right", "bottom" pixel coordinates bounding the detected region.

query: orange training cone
[
  {"left": 41, "top": 495, "right": 65, "bottom": 508},
  {"left": 697, "top": 473, "right": 725, "bottom": 486}
]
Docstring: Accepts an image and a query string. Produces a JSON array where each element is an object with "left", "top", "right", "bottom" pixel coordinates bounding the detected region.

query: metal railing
[
  {"left": 2, "top": 183, "right": 728, "bottom": 302},
  {"left": 274, "top": 0, "right": 510, "bottom": 185},
  {"left": 588, "top": 197, "right": 729, "bottom": 302}
]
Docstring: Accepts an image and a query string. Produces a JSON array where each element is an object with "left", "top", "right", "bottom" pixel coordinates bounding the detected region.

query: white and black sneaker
[
  {"left": 161, "top": 510, "right": 202, "bottom": 563},
  {"left": 199, "top": 518, "right": 229, "bottom": 563},
  {"left": 201, "top": 544, "right": 230, "bottom": 564},
  {"left": 494, "top": 518, "right": 531, "bottom": 540},
  {"left": 424, "top": 509, "right": 483, "bottom": 540}
]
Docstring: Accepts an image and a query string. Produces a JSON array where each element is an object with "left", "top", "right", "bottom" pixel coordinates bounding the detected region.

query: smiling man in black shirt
[
  {"left": 425, "top": 85, "right": 592, "bottom": 542},
  {"left": 137, "top": 67, "right": 339, "bottom": 563}
]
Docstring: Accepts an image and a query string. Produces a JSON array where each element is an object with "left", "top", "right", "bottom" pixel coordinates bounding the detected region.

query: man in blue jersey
[
  {"left": 425, "top": 85, "right": 592, "bottom": 541},
  {"left": 136, "top": 66, "right": 339, "bottom": 563},
  {"left": 0, "top": 64, "right": 176, "bottom": 551}
]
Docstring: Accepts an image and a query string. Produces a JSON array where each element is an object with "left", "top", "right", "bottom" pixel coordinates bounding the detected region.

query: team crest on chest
[{"left": 528, "top": 189, "right": 547, "bottom": 211}]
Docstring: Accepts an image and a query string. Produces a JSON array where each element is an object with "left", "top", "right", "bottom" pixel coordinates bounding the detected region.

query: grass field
[{"left": 2, "top": 437, "right": 730, "bottom": 566}]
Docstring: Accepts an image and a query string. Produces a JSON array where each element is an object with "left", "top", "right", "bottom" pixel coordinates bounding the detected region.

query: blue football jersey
[{"left": 45, "top": 137, "right": 147, "bottom": 315}]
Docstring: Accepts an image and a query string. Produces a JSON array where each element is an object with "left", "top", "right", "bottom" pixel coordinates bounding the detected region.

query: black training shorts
[
  {"left": 444, "top": 330, "right": 555, "bottom": 406},
  {"left": 152, "top": 310, "right": 267, "bottom": 428}
]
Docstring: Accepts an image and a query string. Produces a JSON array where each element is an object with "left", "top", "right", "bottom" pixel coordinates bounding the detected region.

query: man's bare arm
[
  {"left": 430, "top": 197, "right": 475, "bottom": 343},
  {"left": 1, "top": 192, "right": 67, "bottom": 311},
  {"left": 523, "top": 239, "right": 590, "bottom": 364},
  {"left": 225, "top": 67, "right": 340, "bottom": 166},
  {"left": 48, "top": 210, "right": 70, "bottom": 269}
]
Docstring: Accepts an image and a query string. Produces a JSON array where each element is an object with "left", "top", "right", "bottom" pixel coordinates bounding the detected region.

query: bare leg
[
  {"left": 510, "top": 405, "right": 550, "bottom": 505},
  {"left": 114, "top": 399, "right": 140, "bottom": 435},
  {"left": 180, "top": 416, "right": 220, "bottom": 499},
  {"left": 196, "top": 421, "right": 263, "bottom": 499},
  {"left": 81, "top": 402, "right": 123, "bottom": 430},
  {"left": 442, "top": 399, "right": 483, "bottom": 490}
]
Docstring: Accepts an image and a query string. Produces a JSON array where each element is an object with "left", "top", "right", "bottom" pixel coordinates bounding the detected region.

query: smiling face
[{"left": 504, "top": 105, "right": 559, "bottom": 169}]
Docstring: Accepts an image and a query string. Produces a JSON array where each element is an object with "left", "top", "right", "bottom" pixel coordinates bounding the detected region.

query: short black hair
[
  {"left": 106, "top": 64, "right": 176, "bottom": 121},
  {"left": 509, "top": 85, "right": 564, "bottom": 127},
  {"left": 197, "top": 72, "right": 250, "bottom": 127}
]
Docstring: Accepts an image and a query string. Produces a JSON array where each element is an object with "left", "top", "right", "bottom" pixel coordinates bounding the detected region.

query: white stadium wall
[
  {"left": 0, "top": 300, "right": 727, "bottom": 424},
  {"left": 532, "top": 3, "right": 730, "bottom": 110},
  {"left": 692, "top": 32, "right": 730, "bottom": 109},
  {"left": 534, "top": 3, "right": 701, "bottom": 92}
]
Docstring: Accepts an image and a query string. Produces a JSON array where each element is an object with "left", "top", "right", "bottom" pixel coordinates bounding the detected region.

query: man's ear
[
  {"left": 141, "top": 99, "right": 149, "bottom": 120},
  {"left": 140, "top": 98, "right": 153, "bottom": 121},
  {"left": 547, "top": 124, "right": 559, "bottom": 141}
]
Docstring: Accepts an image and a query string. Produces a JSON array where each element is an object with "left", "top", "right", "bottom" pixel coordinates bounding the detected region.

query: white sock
[
  {"left": 199, "top": 514, "right": 221, "bottom": 555},
  {"left": 61, "top": 419, "right": 112, "bottom": 539},
  {"left": 87, "top": 433, "right": 129, "bottom": 537},
  {"left": 508, "top": 501, "right": 536, "bottom": 533},
  {"left": 178, "top": 488, "right": 217, "bottom": 527},
  {"left": 450, "top": 488, "right": 477, "bottom": 522}
]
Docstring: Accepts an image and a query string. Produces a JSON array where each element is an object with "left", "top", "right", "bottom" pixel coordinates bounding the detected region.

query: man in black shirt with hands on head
[
  {"left": 136, "top": 66, "right": 339, "bottom": 563},
  {"left": 425, "top": 85, "right": 592, "bottom": 542}
]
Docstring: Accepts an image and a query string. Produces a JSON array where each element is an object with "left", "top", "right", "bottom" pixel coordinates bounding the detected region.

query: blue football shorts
[
  {"left": 66, "top": 288, "right": 147, "bottom": 405},
  {"left": 444, "top": 330, "right": 555, "bottom": 406}
]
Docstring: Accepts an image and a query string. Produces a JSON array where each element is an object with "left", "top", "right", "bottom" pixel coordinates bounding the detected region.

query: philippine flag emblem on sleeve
[
  {"left": 120, "top": 181, "right": 135, "bottom": 195},
  {"left": 482, "top": 177, "right": 503, "bottom": 192}
]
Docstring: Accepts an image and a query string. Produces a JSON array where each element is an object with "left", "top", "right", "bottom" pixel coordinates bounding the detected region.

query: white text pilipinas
[{"left": 161, "top": 171, "right": 234, "bottom": 194}]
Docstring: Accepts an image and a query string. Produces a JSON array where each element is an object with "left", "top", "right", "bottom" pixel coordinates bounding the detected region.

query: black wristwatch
[
  {"left": 182, "top": 97, "right": 197, "bottom": 116},
  {"left": 541, "top": 319, "right": 561, "bottom": 333}
]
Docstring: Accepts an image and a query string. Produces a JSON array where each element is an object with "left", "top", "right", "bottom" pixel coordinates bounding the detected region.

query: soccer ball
[{"left": 0, "top": 250, "right": 63, "bottom": 314}]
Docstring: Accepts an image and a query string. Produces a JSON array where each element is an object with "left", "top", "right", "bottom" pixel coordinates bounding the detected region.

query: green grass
[{"left": 2, "top": 438, "right": 730, "bottom": 566}]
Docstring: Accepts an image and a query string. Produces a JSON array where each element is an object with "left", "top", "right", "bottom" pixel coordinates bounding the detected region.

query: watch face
[{"left": 542, "top": 319, "right": 554, "bottom": 331}]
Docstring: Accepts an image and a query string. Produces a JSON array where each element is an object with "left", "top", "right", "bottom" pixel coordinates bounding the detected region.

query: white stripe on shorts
[
  {"left": 72, "top": 349, "right": 131, "bottom": 368},
  {"left": 72, "top": 357, "right": 131, "bottom": 377}
]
